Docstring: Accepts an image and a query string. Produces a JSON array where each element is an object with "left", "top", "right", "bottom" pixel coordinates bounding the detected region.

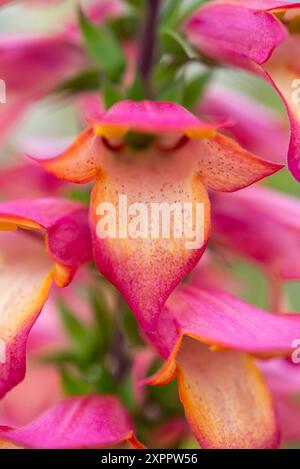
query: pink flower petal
[
  {"left": 188, "top": 134, "right": 282, "bottom": 192},
  {"left": 186, "top": 2, "right": 287, "bottom": 68},
  {"left": 223, "top": 1, "right": 300, "bottom": 11},
  {"left": 145, "top": 285, "right": 300, "bottom": 448},
  {"left": 259, "top": 358, "right": 300, "bottom": 443},
  {"left": 149, "top": 417, "right": 188, "bottom": 448},
  {"left": 260, "top": 358, "right": 300, "bottom": 397},
  {"left": 0, "top": 163, "right": 66, "bottom": 199},
  {"left": 199, "top": 86, "right": 289, "bottom": 164},
  {"left": 0, "top": 396, "right": 143, "bottom": 449},
  {"left": 0, "top": 231, "right": 54, "bottom": 399},
  {"left": 0, "top": 200, "right": 91, "bottom": 398},
  {"left": 0, "top": 198, "right": 92, "bottom": 285},
  {"left": 188, "top": 250, "right": 240, "bottom": 292},
  {"left": 212, "top": 185, "right": 300, "bottom": 279},
  {"left": 132, "top": 349, "right": 156, "bottom": 406},
  {"left": 90, "top": 100, "right": 219, "bottom": 137},
  {"left": 185, "top": 1, "right": 300, "bottom": 181},
  {"left": 273, "top": 396, "right": 300, "bottom": 444},
  {"left": 149, "top": 285, "right": 300, "bottom": 365},
  {"left": 30, "top": 128, "right": 101, "bottom": 184},
  {"left": 263, "top": 35, "right": 300, "bottom": 180},
  {"left": 0, "top": 361, "right": 61, "bottom": 428}
]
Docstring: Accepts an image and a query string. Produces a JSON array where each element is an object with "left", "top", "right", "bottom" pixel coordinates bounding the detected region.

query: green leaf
[
  {"left": 79, "top": 9, "right": 125, "bottom": 82},
  {"left": 153, "top": 60, "right": 180, "bottom": 86},
  {"left": 56, "top": 69, "right": 100, "bottom": 94},
  {"left": 87, "top": 364, "right": 116, "bottom": 394},
  {"left": 160, "top": 0, "right": 182, "bottom": 29},
  {"left": 89, "top": 289, "right": 113, "bottom": 353},
  {"left": 40, "top": 350, "right": 81, "bottom": 366},
  {"left": 102, "top": 80, "right": 124, "bottom": 109},
  {"left": 160, "top": 27, "right": 197, "bottom": 59},
  {"left": 160, "top": 0, "right": 208, "bottom": 29},
  {"left": 157, "top": 76, "right": 184, "bottom": 104},
  {"left": 127, "top": 73, "right": 145, "bottom": 101},
  {"left": 265, "top": 168, "right": 300, "bottom": 197},
  {"left": 109, "top": 15, "right": 138, "bottom": 40},
  {"left": 182, "top": 70, "right": 211, "bottom": 110},
  {"left": 125, "top": 0, "right": 142, "bottom": 10},
  {"left": 60, "top": 367, "right": 92, "bottom": 396},
  {"left": 67, "top": 188, "right": 91, "bottom": 204},
  {"left": 118, "top": 374, "right": 136, "bottom": 413},
  {"left": 58, "top": 300, "right": 89, "bottom": 347},
  {"left": 121, "top": 304, "right": 144, "bottom": 346}
]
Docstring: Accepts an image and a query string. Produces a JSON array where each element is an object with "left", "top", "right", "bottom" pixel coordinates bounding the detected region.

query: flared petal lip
[
  {"left": 87, "top": 100, "right": 223, "bottom": 138},
  {"left": 0, "top": 396, "right": 144, "bottom": 449},
  {"left": 0, "top": 197, "right": 84, "bottom": 230},
  {"left": 146, "top": 330, "right": 298, "bottom": 387},
  {"left": 0, "top": 198, "right": 92, "bottom": 286},
  {"left": 145, "top": 286, "right": 300, "bottom": 386}
]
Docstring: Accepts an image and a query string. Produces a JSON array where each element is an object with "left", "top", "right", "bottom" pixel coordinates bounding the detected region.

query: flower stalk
[{"left": 138, "top": 0, "right": 161, "bottom": 96}]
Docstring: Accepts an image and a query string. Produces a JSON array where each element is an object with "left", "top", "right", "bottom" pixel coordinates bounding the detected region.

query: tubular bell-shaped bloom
[
  {"left": 0, "top": 198, "right": 92, "bottom": 398},
  {"left": 211, "top": 185, "right": 300, "bottom": 280},
  {"left": 146, "top": 284, "right": 300, "bottom": 449},
  {"left": 0, "top": 396, "right": 142, "bottom": 449},
  {"left": 30, "top": 100, "right": 282, "bottom": 332},
  {"left": 185, "top": 0, "right": 300, "bottom": 181}
]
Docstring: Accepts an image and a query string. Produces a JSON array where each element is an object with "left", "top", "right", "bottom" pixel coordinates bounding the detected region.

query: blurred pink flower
[
  {"left": 260, "top": 358, "right": 300, "bottom": 445},
  {"left": 0, "top": 396, "right": 143, "bottom": 448},
  {"left": 0, "top": 0, "right": 121, "bottom": 143},
  {"left": 185, "top": 0, "right": 300, "bottom": 182},
  {"left": 212, "top": 185, "right": 300, "bottom": 280},
  {"left": 199, "top": 86, "right": 289, "bottom": 164}
]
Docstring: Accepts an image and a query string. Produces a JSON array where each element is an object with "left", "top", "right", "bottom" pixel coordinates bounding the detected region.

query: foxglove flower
[
  {"left": 147, "top": 284, "right": 300, "bottom": 448},
  {"left": 30, "top": 100, "right": 282, "bottom": 332},
  {"left": 185, "top": 0, "right": 300, "bottom": 181},
  {"left": 212, "top": 185, "right": 300, "bottom": 280},
  {"left": 0, "top": 198, "right": 92, "bottom": 397}
]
